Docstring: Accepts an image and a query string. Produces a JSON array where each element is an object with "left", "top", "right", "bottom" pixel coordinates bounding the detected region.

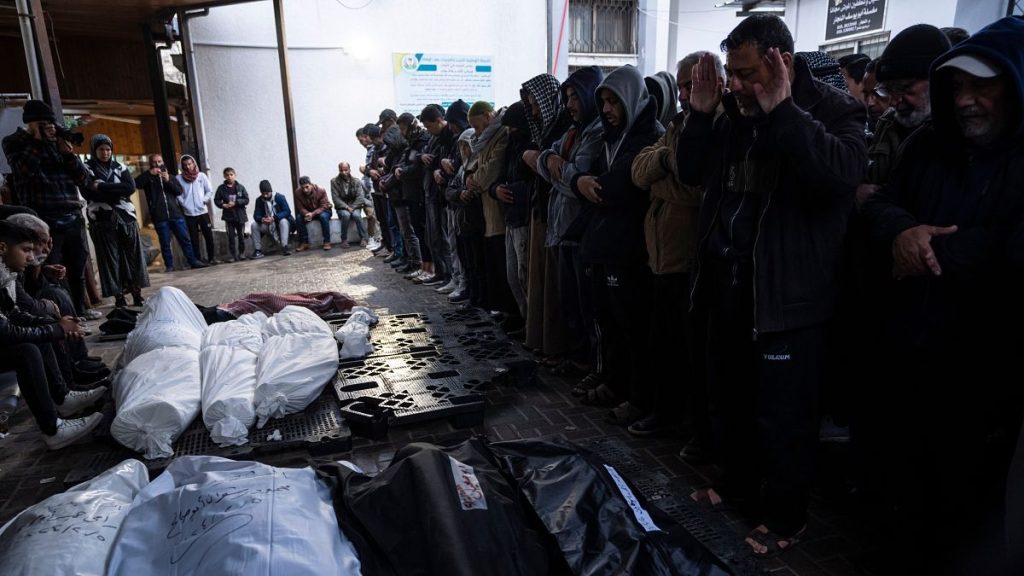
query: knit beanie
[
  {"left": 90, "top": 133, "right": 113, "bottom": 155},
  {"left": 22, "top": 100, "right": 55, "bottom": 124},
  {"left": 468, "top": 100, "right": 495, "bottom": 118},
  {"left": 259, "top": 180, "right": 273, "bottom": 193},
  {"left": 444, "top": 99, "right": 470, "bottom": 130},
  {"left": 876, "top": 24, "right": 952, "bottom": 82},
  {"left": 500, "top": 101, "right": 530, "bottom": 132}
]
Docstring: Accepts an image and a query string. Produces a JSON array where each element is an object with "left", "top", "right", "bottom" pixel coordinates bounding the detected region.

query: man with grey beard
[
  {"left": 861, "top": 17, "right": 1024, "bottom": 573},
  {"left": 859, "top": 24, "right": 951, "bottom": 195}
]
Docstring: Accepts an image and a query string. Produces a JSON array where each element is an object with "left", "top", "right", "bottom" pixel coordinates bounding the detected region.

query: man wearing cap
[
  {"left": 861, "top": 17, "right": 1024, "bottom": 573},
  {"left": 250, "top": 180, "right": 294, "bottom": 257},
  {"left": 2, "top": 100, "right": 92, "bottom": 316},
  {"left": 863, "top": 24, "right": 951, "bottom": 189},
  {"left": 294, "top": 176, "right": 333, "bottom": 251}
]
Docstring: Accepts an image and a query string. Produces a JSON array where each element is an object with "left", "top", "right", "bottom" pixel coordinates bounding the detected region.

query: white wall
[
  {"left": 953, "top": 0, "right": 1008, "bottom": 35},
  {"left": 787, "top": 0, "right": 960, "bottom": 52},
  {"left": 190, "top": 0, "right": 548, "bottom": 222},
  {"left": 665, "top": 1, "right": 747, "bottom": 70}
]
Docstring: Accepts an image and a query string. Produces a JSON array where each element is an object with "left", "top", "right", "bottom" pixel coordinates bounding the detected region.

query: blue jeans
[
  {"left": 336, "top": 208, "right": 368, "bottom": 243},
  {"left": 297, "top": 212, "right": 332, "bottom": 245},
  {"left": 154, "top": 218, "right": 200, "bottom": 270}
]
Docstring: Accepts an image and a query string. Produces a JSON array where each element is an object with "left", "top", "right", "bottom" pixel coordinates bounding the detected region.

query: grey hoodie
[
  {"left": 596, "top": 65, "right": 652, "bottom": 166},
  {"left": 645, "top": 71, "right": 678, "bottom": 129}
]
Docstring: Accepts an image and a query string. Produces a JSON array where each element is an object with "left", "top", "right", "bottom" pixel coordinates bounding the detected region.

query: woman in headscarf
[{"left": 82, "top": 134, "right": 149, "bottom": 308}]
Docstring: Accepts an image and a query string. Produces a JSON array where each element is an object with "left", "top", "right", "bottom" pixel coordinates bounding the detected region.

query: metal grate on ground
[{"left": 583, "top": 437, "right": 763, "bottom": 576}]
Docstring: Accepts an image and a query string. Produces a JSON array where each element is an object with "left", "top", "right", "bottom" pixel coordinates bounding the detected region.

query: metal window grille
[
  {"left": 1009, "top": 0, "right": 1023, "bottom": 16},
  {"left": 568, "top": 0, "right": 638, "bottom": 55},
  {"left": 820, "top": 31, "right": 890, "bottom": 60}
]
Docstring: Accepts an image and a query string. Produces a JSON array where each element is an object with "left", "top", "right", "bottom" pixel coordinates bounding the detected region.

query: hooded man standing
[
  {"left": 862, "top": 17, "right": 1024, "bottom": 573},
  {"left": 570, "top": 65, "right": 662, "bottom": 420},
  {"left": 678, "top": 15, "right": 865, "bottom": 555},
  {"left": 532, "top": 66, "right": 605, "bottom": 388}
]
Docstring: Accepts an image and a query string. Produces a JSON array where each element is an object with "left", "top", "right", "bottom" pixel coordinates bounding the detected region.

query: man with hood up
[
  {"left": 679, "top": 14, "right": 865, "bottom": 556},
  {"left": 519, "top": 73, "right": 573, "bottom": 363},
  {"left": 644, "top": 70, "right": 679, "bottom": 129},
  {"left": 862, "top": 17, "right": 1024, "bottom": 574},
  {"left": 393, "top": 113, "right": 430, "bottom": 278},
  {"left": 628, "top": 52, "right": 724, "bottom": 449},
  {"left": 570, "top": 65, "right": 663, "bottom": 421},
  {"left": 532, "top": 65, "right": 604, "bottom": 392}
]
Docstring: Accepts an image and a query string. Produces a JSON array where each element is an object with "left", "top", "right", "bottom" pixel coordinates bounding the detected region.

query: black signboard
[{"left": 826, "top": 0, "right": 886, "bottom": 40}]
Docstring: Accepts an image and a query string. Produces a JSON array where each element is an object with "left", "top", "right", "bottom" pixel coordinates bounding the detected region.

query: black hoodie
[
  {"left": 570, "top": 65, "right": 663, "bottom": 266},
  {"left": 862, "top": 16, "right": 1024, "bottom": 359}
]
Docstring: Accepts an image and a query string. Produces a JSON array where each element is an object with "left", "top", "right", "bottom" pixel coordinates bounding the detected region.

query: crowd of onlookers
[{"left": 2, "top": 11, "right": 1023, "bottom": 573}]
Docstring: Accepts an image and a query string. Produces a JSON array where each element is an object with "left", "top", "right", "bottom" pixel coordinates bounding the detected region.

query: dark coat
[
  {"left": 570, "top": 65, "right": 664, "bottom": 267},
  {"left": 214, "top": 182, "right": 250, "bottom": 223},
  {"left": 678, "top": 56, "right": 867, "bottom": 334},
  {"left": 136, "top": 172, "right": 185, "bottom": 222}
]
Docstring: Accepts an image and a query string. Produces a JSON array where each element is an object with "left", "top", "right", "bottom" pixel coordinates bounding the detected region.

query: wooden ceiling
[{"left": 0, "top": 0, "right": 255, "bottom": 40}]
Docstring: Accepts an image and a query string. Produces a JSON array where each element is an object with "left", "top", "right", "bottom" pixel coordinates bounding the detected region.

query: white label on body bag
[{"left": 449, "top": 456, "right": 488, "bottom": 511}]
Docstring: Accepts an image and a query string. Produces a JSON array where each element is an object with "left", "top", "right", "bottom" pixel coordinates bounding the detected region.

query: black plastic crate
[
  {"left": 335, "top": 376, "right": 486, "bottom": 428},
  {"left": 250, "top": 392, "right": 351, "bottom": 456},
  {"left": 377, "top": 313, "right": 432, "bottom": 331},
  {"left": 431, "top": 308, "right": 494, "bottom": 325},
  {"left": 368, "top": 330, "right": 444, "bottom": 357},
  {"left": 337, "top": 350, "right": 467, "bottom": 384}
]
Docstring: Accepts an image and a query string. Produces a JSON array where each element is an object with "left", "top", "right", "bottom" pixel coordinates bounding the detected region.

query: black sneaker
[
  {"left": 252, "top": 250, "right": 265, "bottom": 259},
  {"left": 114, "top": 295, "right": 128, "bottom": 308},
  {"left": 421, "top": 275, "right": 447, "bottom": 286},
  {"left": 627, "top": 413, "right": 678, "bottom": 437},
  {"left": 190, "top": 261, "right": 208, "bottom": 269},
  {"left": 382, "top": 253, "right": 399, "bottom": 264}
]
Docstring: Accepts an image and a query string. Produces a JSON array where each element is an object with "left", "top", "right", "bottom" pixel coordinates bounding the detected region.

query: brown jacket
[
  {"left": 631, "top": 109, "right": 703, "bottom": 274},
  {"left": 469, "top": 126, "right": 509, "bottom": 238},
  {"left": 294, "top": 184, "right": 331, "bottom": 217}
]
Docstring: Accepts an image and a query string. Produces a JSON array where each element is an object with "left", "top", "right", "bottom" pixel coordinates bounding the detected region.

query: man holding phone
[{"left": 135, "top": 154, "right": 205, "bottom": 272}]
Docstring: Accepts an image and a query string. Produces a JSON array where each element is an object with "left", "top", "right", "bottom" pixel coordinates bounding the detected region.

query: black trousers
[
  {"left": 456, "top": 232, "right": 486, "bottom": 305},
  {"left": 484, "top": 235, "right": 517, "bottom": 316},
  {"left": 45, "top": 215, "right": 89, "bottom": 315},
  {"left": 646, "top": 272, "right": 711, "bottom": 446},
  {"left": 372, "top": 194, "right": 392, "bottom": 251},
  {"left": 558, "top": 244, "right": 599, "bottom": 368},
  {"left": 0, "top": 342, "right": 67, "bottom": 435},
  {"left": 704, "top": 260, "right": 821, "bottom": 536},
  {"left": 225, "top": 221, "right": 246, "bottom": 258},
  {"left": 185, "top": 214, "right": 216, "bottom": 262},
  {"left": 409, "top": 201, "right": 431, "bottom": 264},
  {"left": 589, "top": 263, "right": 652, "bottom": 403}
]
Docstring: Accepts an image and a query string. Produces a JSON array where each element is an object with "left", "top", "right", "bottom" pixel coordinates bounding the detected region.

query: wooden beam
[
  {"left": 274, "top": 0, "right": 300, "bottom": 192},
  {"left": 27, "top": 0, "right": 61, "bottom": 115}
]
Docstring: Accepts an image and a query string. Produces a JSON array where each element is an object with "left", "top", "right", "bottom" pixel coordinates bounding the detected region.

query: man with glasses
[
  {"left": 862, "top": 25, "right": 951, "bottom": 191},
  {"left": 135, "top": 154, "right": 205, "bottom": 272}
]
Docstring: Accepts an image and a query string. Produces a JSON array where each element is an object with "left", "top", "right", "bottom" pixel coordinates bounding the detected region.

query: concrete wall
[
  {"left": 189, "top": 0, "right": 548, "bottom": 226},
  {"left": 666, "top": 2, "right": 744, "bottom": 68}
]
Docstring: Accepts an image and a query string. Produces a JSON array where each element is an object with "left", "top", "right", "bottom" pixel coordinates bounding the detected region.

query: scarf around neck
[{"left": 180, "top": 154, "right": 200, "bottom": 183}]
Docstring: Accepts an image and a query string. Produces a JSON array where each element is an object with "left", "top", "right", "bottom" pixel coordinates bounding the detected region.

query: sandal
[
  {"left": 689, "top": 487, "right": 725, "bottom": 509},
  {"left": 541, "top": 356, "right": 563, "bottom": 368},
  {"left": 605, "top": 401, "right": 645, "bottom": 426},
  {"left": 548, "top": 359, "right": 588, "bottom": 377},
  {"left": 571, "top": 372, "right": 604, "bottom": 397},
  {"left": 580, "top": 383, "right": 618, "bottom": 406},
  {"left": 744, "top": 524, "right": 807, "bottom": 558}
]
